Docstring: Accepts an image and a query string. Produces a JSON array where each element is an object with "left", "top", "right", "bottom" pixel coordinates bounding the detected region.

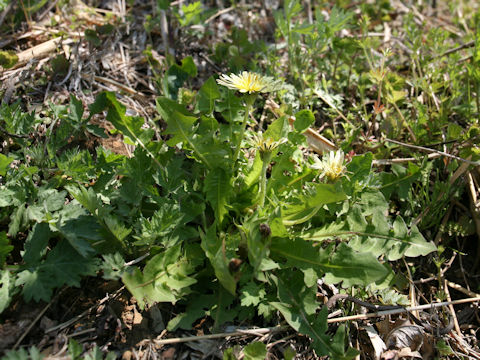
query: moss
[{"left": 0, "top": 50, "right": 18, "bottom": 69}]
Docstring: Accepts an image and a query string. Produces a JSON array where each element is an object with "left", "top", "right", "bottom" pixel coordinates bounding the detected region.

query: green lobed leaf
[
  {"left": 123, "top": 244, "right": 200, "bottom": 309},
  {"left": 204, "top": 167, "right": 232, "bottom": 224},
  {"left": 282, "top": 183, "right": 347, "bottom": 225},
  {"left": 3, "top": 346, "right": 43, "bottom": 360},
  {"left": 8, "top": 204, "right": 25, "bottom": 237},
  {"left": 69, "top": 95, "right": 84, "bottom": 123},
  {"left": 0, "top": 187, "right": 16, "bottom": 207},
  {"left": 322, "top": 243, "right": 390, "bottom": 287},
  {"left": 57, "top": 215, "right": 100, "bottom": 258},
  {"left": 68, "top": 339, "right": 83, "bottom": 360},
  {"left": 0, "top": 101, "right": 35, "bottom": 135},
  {"left": 346, "top": 153, "right": 373, "bottom": 184},
  {"left": 103, "top": 92, "right": 149, "bottom": 144},
  {"left": 215, "top": 91, "right": 244, "bottom": 124},
  {"left": 157, "top": 97, "right": 197, "bottom": 146},
  {"left": 200, "top": 224, "right": 236, "bottom": 295},
  {"left": 101, "top": 253, "right": 125, "bottom": 281},
  {"left": 271, "top": 238, "right": 389, "bottom": 287},
  {"left": 157, "top": 97, "right": 214, "bottom": 168},
  {"left": 167, "top": 294, "right": 215, "bottom": 331},
  {"left": 163, "top": 57, "right": 197, "bottom": 99},
  {"left": 210, "top": 285, "right": 237, "bottom": 331},
  {"left": 16, "top": 241, "right": 100, "bottom": 302},
  {"left": 302, "top": 206, "right": 436, "bottom": 261},
  {"left": 240, "top": 282, "right": 267, "bottom": 307},
  {"left": 270, "top": 271, "right": 357, "bottom": 359},
  {"left": 22, "top": 223, "right": 51, "bottom": 264}
]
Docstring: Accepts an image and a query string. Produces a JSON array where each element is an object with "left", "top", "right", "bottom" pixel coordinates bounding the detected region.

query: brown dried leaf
[
  {"left": 364, "top": 325, "right": 387, "bottom": 360},
  {"left": 385, "top": 325, "right": 425, "bottom": 351}
]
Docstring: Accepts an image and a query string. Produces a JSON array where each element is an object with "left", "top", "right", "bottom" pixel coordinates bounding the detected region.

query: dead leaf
[
  {"left": 363, "top": 325, "right": 387, "bottom": 360},
  {"left": 385, "top": 325, "right": 424, "bottom": 351},
  {"left": 397, "top": 347, "right": 422, "bottom": 359}
]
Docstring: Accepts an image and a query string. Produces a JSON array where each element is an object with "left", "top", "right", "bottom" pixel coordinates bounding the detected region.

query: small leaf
[
  {"left": 346, "top": 153, "right": 373, "bottom": 183},
  {"left": 101, "top": 253, "right": 125, "bottom": 281},
  {"left": 240, "top": 282, "right": 266, "bottom": 307},
  {"left": 244, "top": 152, "right": 263, "bottom": 188},
  {"left": 294, "top": 109, "right": 315, "bottom": 133},
  {"left": 157, "top": 97, "right": 213, "bottom": 168},
  {"left": 163, "top": 57, "right": 197, "bottom": 99},
  {"left": 157, "top": 97, "right": 196, "bottom": 146},
  {"left": 104, "top": 92, "right": 148, "bottom": 144},
  {"left": 68, "top": 339, "right": 83, "bottom": 360},
  {"left": 0, "top": 270, "right": 15, "bottom": 314},
  {"left": 85, "top": 29, "right": 101, "bottom": 46},
  {"left": 180, "top": 56, "right": 197, "bottom": 77},
  {"left": 0, "top": 154, "right": 13, "bottom": 176},
  {"left": 264, "top": 116, "right": 289, "bottom": 141},
  {"left": 69, "top": 95, "right": 84, "bottom": 123},
  {"left": 243, "top": 342, "right": 267, "bottom": 360},
  {"left": 0, "top": 232, "right": 13, "bottom": 266},
  {"left": 8, "top": 204, "right": 25, "bottom": 237},
  {"left": 197, "top": 76, "right": 221, "bottom": 114}
]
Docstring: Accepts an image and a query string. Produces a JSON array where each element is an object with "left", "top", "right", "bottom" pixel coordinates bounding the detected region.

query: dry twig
[
  {"left": 327, "top": 296, "right": 480, "bottom": 324},
  {"left": 153, "top": 326, "right": 289, "bottom": 346}
]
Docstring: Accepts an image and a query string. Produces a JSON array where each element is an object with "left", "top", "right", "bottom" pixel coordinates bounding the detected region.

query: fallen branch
[
  {"left": 384, "top": 138, "right": 480, "bottom": 167},
  {"left": 15, "top": 38, "right": 63, "bottom": 66},
  {"left": 153, "top": 326, "right": 289, "bottom": 345},
  {"left": 372, "top": 153, "right": 440, "bottom": 166},
  {"left": 146, "top": 297, "right": 480, "bottom": 347},
  {"left": 327, "top": 296, "right": 480, "bottom": 324}
]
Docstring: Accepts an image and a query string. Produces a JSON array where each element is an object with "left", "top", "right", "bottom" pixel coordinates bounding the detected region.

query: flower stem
[
  {"left": 258, "top": 152, "right": 272, "bottom": 208},
  {"left": 232, "top": 95, "right": 255, "bottom": 165}
]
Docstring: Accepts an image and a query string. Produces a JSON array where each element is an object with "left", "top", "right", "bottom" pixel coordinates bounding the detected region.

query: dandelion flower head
[
  {"left": 252, "top": 132, "right": 287, "bottom": 156},
  {"left": 311, "top": 150, "right": 346, "bottom": 181},
  {"left": 217, "top": 71, "right": 280, "bottom": 94}
]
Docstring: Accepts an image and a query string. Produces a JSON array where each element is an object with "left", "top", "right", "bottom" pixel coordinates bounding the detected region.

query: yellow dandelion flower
[
  {"left": 217, "top": 71, "right": 281, "bottom": 94},
  {"left": 311, "top": 150, "right": 346, "bottom": 181},
  {"left": 252, "top": 132, "right": 286, "bottom": 159}
]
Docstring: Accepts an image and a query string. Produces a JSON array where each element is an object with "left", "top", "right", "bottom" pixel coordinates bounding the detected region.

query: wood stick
[
  {"left": 444, "top": 279, "right": 462, "bottom": 336},
  {"left": 153, "top": 326, "right": 289, "bottom": 345},
  {"left": 16, "top": 37, "right": 62, "bottom": 64},
  {"left": 446, "top": 280, "right": 480, "bottom": 298},
  {"left": 385, "top": 138, "right": 480, "bottom": 167},
  {"left": 372, "top": 153, "right": 440, "bottom": 166},
  {"left": 151, "top": 297, "right": 480, "bottom": 346},
  {"left": 327, "top": 296, "right": 480, "bottom": 324}
]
